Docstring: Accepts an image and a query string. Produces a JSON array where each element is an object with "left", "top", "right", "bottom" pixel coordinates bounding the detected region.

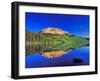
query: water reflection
[
  {"left": 25, "top": 46, "right": 89, "bottom": 68},
  {"left": 26, "top": 44, "right": 72, "bottom": 58},
  {"left": 42, "top": 50, "right": 71, "bottom": 58}
]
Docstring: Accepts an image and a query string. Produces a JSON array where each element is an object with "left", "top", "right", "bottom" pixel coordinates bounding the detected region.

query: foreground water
[{"left": 25, "top": 46, "right": 89, "bottom": 68}]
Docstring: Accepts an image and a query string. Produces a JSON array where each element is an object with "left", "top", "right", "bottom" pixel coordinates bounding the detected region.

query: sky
[{"left": 25, "top": 12, "right": 89, "bottom": 37}]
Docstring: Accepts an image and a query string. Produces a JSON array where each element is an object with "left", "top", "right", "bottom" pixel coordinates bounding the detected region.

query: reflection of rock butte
[{"left": 42, "top": 50, "right": 71, "bottom": 58}]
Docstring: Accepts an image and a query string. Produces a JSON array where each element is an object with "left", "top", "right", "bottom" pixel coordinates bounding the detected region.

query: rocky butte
[{"left": 41, "top": 27, "right": 69, "bottom": 35}]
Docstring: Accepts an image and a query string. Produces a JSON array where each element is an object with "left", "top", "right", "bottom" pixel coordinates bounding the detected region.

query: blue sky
[{"left": 25, "top": 12, "right": 89, "bottom": 37}]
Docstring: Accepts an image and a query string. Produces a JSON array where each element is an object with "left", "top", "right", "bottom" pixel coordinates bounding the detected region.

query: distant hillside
[{"left": 41, "top": 27, "right": 69, "bottom": 35}]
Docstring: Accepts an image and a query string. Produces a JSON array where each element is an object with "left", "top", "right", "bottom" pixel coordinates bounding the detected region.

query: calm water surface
[{"left": 25, "top": 46, "right": 89, "bottom": 68}]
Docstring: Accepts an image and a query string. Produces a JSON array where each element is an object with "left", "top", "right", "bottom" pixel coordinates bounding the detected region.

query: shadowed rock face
[{"left": 41, "top": 27, "right": 69, "bottom": 35}]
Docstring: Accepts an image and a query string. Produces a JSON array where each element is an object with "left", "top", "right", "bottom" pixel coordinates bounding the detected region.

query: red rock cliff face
[{"left": 41, "top": 27, "right": 69, "bottom": 35}]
